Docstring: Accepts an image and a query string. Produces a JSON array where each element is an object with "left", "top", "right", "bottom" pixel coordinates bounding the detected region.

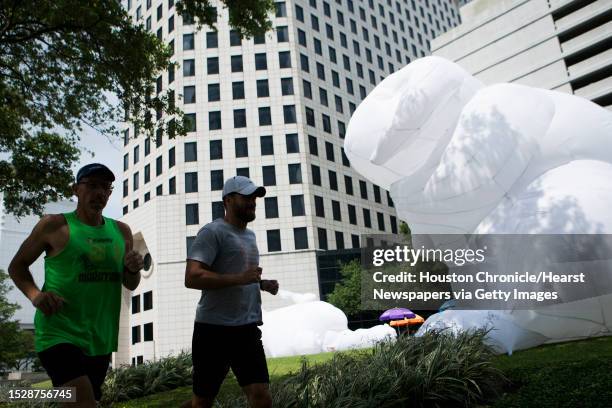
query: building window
[
  {"left": 123, "top": 154, "right": 129, "bottom": 171},
  {"left": 183, "top": 59, "right": 195, "bottom": 76},
  {"left": 277, "top": 26, "right": 289, "bottom": 42},
  {"left": 351, "top": 234, "right": 360, "bottom": 248},
  {"left": 276, "top": 2, "right": 287, "bottom": 17},
  {"left": 255, "top": 53, "right": 268, "bottom": 70},
  {"left": 318, "top": 228, "right": 328, "bottom": 250},
  {"left": 169, "top": 176, "right": 176, "bottom": 194},
  {"left": 235, "top": 138, "right": 248, "bottom": 158},
  {"left": 143, "top": 322, "right": 153, "bottom": 341},
  {"left": 258, "top": 107, "right": 272, "bottom": 126},
  {"left": 316, "top": 63, "right": 325, "bottom": 80},
  {"left": 209, "top": 111, "right": 222, "bottom": 130},
  {"left": 143, "top": 291, "right": 153, "bottom": 310},
  {"left": 279, "top": 51, "right": 291, "bottom": 68},
  {"left": 212, "top": 201, "right": 224, "bottom": 220},
  {"left": 156, "top": 155, "right": 163, "bottom": 176},
  {"left": 344, "top": 175, "right": 353, "bottom": 195},
  {"left": 332, "top": 200, "right": 341, "bottom": 221},
  {"left": 208, "top": 83, "right": 220, "bottom": 101},
  {"left": 298, "top": 29, "right": 307, "bottom": 46},
  {"left": 325, "top": 142, "right": 335, "bottom": 162},
  {"left": 300, "top": 54, "right": 309, "bottom": 72},
  {"left": 186, "top": 203, "right": 199, "bottom": 225},
  {"left": 341, "top": 148, "right": 350, "bottom": 166},
  {"left": 373, "top": 185, "right": 381, "bottom": 203},
  {"left": 257, "top": 79, "right": 269, "bottom": 97},
  {"left": 184, "top": 113, "right": 196, "bottom": 132},
  {"left": 312, "top": 164, "right": 321, "bottom": 186},
  {"left": 283, "top": 105, "right": 297, "bottom": 124},
  {"left": 207, "top": 57, "right": 219, "bottom": 74},
  {"left": 328, "top": 170, "right": 338, "bottom": 191},
  {"left": 294, "top": 227, "right": 308, "bottom": 249},
  {"left": 185, "top": 142, "right": 197, "bottom": 162},
  {"left": 231, "top": 55, "right": 243, "bottom": 72},
  {"left": 144, "top": 165, "right": 150, "bottom": 184},
  {"left": 308, "top": 135, "right": 318, "bottom": 156},
  {"left": 237, "top": 167, "right": 250, "bottom": 178},
  {"left": 281, "top": 77, "right": 294, "bottom": 95},
  {"left": 314, "top": 195, "right": 325, "bottom": 217},
  {"left": 390, "top": 215, "right": 397, "bottom": 234},
  {"left": 322, "top": 114, "right": 331, "bottom": 133},
  {"left": 183, "top": 33, "right": 194, "bottom": 50},
  {"left": 319, "top": 87, "right": 328, "bottom": 106},
  {"left": 286, "top": 133, "right": 299, "bottom": 153},
  {"left": 305, "top": 107, "right": 315, "bottom": 127},
  {"left": 211, "top": 170, "right": 224, "bottom": 190},
  {"left": 265, "top": 197, "right": 279, "bottom": 218},
  {"left": 262, "top": 166, "right": 276, "bottom": 186},
  {"left": 348, "top": 204, "right": 357, "bottom": 225},
  {"left": 233, "top": 109, "right": 246, "bottom": 128},
  {"left": 363, "top": 208, "right": 372, "bottom": 228},
  {"left": 232, "top": 81, "right": 245, "bottom": 99},
  {"left": 156, "top": 185, "right": 162, "bottom": 196},
  {"left": 295, "top": 4, "right": 304, "bottom": 21},
  {"left": 133, "top": 145, "right": 140, "bottom": 164},
  {"left": 185, "top": 172, "right": 198, "bottom": 193},
  {"left": 229, "top": 30, "right": 242, "bottom": 46},
  {"left": 288, "top": 163, "right": 302, "bottom": 184},
  {"left": 132, "top": 326, "right": 140, "bottom": 344},
  {"left": 360, "top": 180, "right": 368, "bottom": 200},
  {"left": 291, "top": 195, "right": 305, "bottom": 216},
  {"left": 206, "top": 31, "right": 218, "bottom": 48},
  {"left": 133, "top": 172, "right": 139, "bottom": 191},
  {"left": 131, "top": 295, "right": 140, "bottom": 314},
  {"left": 210, "top": 140, "right": 222, "bottom": 160},
  {"left": 377, "top": 212, "right": 385, "bottom": 231},
  {"left": 260, "top": 136, "right": 274, "bottom": 155},
  {"left": 267, "top": 230, "right": 282, "bottom": 252},
  {"left": 303, "top": 80, "right": 312, "bottom": 99}
]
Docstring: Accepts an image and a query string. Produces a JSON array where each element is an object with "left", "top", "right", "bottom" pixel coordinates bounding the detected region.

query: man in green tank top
[{"left": 9, "top": 163, "right": 143, "bottom": 407}]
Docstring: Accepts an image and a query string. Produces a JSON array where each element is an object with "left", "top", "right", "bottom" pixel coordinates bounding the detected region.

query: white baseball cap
[{"left": 222, "top": 176, "right": 266, "bottom": 198}]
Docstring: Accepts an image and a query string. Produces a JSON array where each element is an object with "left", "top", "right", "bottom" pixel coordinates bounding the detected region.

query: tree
[
  {"left": 0, "top": 269, "right": 27, "bottom": 372},
  {"left": 327, "top": 260, "right": 362, "bottom": 316},
  {"left": 0, "top": 0, "right": 274, "bottom": 217}
]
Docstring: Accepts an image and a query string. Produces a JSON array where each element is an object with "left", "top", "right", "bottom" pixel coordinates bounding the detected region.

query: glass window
[
  {"left": 325, "top": 142, "right": 334, "bottom": 162},
  {"left": 232, "top": 81, "right": 245, "bottom": 99},
  {"left": 288, "top": 163, "right": 302, "bottom": 184},
  {"left": 131, "top": 295, "right": 140, "bottom": 314},
  {"left": 295, "top": 4, "right": 304, "bottom": 21},
  {"left": 258, "top": 107, "right": 271, "bottom": 126},
  {"left": 286, "top": 133, "right": 299, "bottom": 153},
  {"left": 132, "top": 326, "right": 140, "bottom": 344},
  {"left": 314, "top": 38, "right": 322, "bottom": 55},
  {"left": 316, "top": 63, "right": 325, "bottom": 80},
  {"left": 344, "top": 175, "right": 353, "bottom": 195},
  {"left": 281, "top": 77, "right": 294, "bottom": 95},
  {"left": 184, "top": 113, "right": 196, "bottom": 132},
  {"left": 300, "top": 54, "right": 309, "bottom": 72},
  {"left": 206, "top": 31, "right": 218, "bottom": 48},
  {"left": 360, "top": 180, "right": 368, "bottom": 199},
  {"left": 318, "top": 228, "right": 328, "bottom": 250},
  {"left": 185, "top": 172, "right": 198, "bottom": 193},
  {"left": 308, "top": 135, "right": 318, "bottom": 155},
  {"left": 277, "top": 26, "right": 289, "bottom": 42},
  {"left": 291, "top": 195, "right": 305, "bottom": 216},
  {"left": 305, "top": 107, "right": 315, "bottom": 126},
  {"left": 155, "top": 156, "right": 163, "bottom": 176},
  {"left": 210, "top": 140, "right": 222, "bottom": 160},
  {"left": 231, "top": 55, "right": 243, "bottom": 72},
  {"left": 311, "top": 164, "right": 321, "bottom": 185},
  {"left": 294, "top": 227, "right": 308, "bottom": 249},
  {"left": 363, "top": 208, "right": 372, "bottom": 228},
  {"left": 169, "top": 176, "right": 176, "bottom": 194},
  {"left": 348, "top": 204, "right": 357, "bottom": 224},
  {"left": 332, "top": 200, "right": 341, "bottom": 221},
  {"left": 207, "top": 57, "right": 219, "bottom": 74},
  {"left": 303, "top": 80, "right": 312, "bottom": 99},
  {"left": 298, "top": 29, "right": 307, "bottom": 46},
  {"left": 186, "top": 203, "right": 199, "bottom": 225},
  {"left": 235, "top": 138, "right": 248, "bottom": 158},
  {"left": 255, "top": 53, "right": 267, "bottom": 70},
  {"left": 233, "top": 109, "right": 246, "bottom": 128},
  {"left": 169, "top": 147, "right": 175, "bottom": 168},
  {"left": 351, "top": 234, "right": 360, "bottom": 248},
  {"left": 265, "top": 197, "right": 279, "bottom": 218},
  {"left": 262, "top": 165, "right": 276, "bottom": 186},
  {"left": 211, "top": 170, "right": 224, "bottom": 190},
  {"left": 212, "top": 201, "right": 224, "bottom": 220},
  {"left": 267, "top": 230, "right": 281, "bottom": 252},
  {"left": 377, "top": 212, "right": 385, "bottom": 231},
  {"left": 276, "top": 2, "right": 287, "bottom": 17},
  {"left": 335, "top": 231, "right": 345, "bottom": 249},
  {"left": 183, "top": 59, "right": 195, "bottom": 76},
  {"left": 183, "top": 33, "right": 194, "bottom": 50},
  {"left": 314, "top": 195, "right": 325, "bottom": 217},
  {"left": 322, "top": 114, "right": 331, "bottom": 133},
  {"left": 311, "top": 15, "right": 319, "bottom": 31},
  {"left": 319, "top": 87, "right": 328, "bottom": 106},
  {"left": 279, "top": 51, "right": 291, "bottom": 68},
  {"left": 237, "top": 167, "right": 249, "bottom": 178},
  {"left": 229, "top": 29, "right": 242, "bottom": 46},
  {"left": 185, "top": 142, "right": 197, "bottom": 162},
  {"left": 283, "top": 105, "right": 296, "bottom": 124},
  {"left": 209, "top": 111, "right": 221, "bottom": 130},
  {"left": 328, "top": 170, "right": 338, "bottom": 191},
  {"left": 184, "top": 85, "right": 196, "bottom": 103},
  {"left": 260, "top": 136, "right": 274, "bottom": 155},
  {"left": 257, "top": 79, "right": 269, "bottom": 97},
  {"left": 373, "top": 185, "right": 381, "bottom": 203},
  {"left": 208, "top": 83, "right": 220, "bottom": 101}
]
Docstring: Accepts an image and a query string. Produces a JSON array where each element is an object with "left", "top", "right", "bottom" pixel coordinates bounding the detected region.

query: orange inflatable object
[{"left": 390, "top": 315, "right": 425, "bottom": 327}]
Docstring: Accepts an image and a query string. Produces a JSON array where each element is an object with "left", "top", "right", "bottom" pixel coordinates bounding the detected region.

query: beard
[{"left": 238, "top": 206, "right": 256, "bottom": 222}]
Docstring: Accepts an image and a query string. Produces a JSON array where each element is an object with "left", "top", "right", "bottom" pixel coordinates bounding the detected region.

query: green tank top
[{"left": 35, "top": 211, "right": 125, "bottom": 356}]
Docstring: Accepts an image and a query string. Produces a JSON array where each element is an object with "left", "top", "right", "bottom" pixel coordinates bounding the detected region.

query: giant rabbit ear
[{"left": 344, "top": 56, "right": 482, "bottom": 191}]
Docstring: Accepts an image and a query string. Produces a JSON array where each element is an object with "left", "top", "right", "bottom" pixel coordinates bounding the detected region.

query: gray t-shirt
[{"left": 187, "top": 218, "right": 262, "bottom": 326}]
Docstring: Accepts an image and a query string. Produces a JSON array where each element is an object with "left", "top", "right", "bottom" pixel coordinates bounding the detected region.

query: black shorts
[
  {"left": 38, "top": 343, "right": 111, "bottom": 401},
  {"left": 192, "top": 322, "right": 269, "bottom": 398}
]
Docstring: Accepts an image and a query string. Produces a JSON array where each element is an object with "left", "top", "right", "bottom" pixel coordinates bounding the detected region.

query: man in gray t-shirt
[{"left": 184, "top": 176, "right": 279, "bottom": 408}]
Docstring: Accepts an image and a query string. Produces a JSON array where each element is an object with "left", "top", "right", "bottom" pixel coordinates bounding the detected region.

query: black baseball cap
[{"left": 76, "top": 163, "right": 115, "bottom": 183}]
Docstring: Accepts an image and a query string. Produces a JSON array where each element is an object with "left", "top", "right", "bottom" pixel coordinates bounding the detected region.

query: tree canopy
[{"left": 0, "top": 0, "right": 274, "bottom": 217}]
